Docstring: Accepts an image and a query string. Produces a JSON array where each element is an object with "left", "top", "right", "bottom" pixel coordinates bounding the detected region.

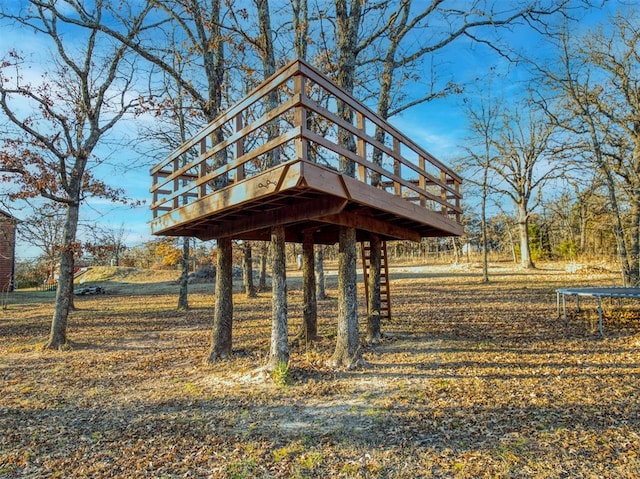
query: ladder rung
[{"left": 360, "top": 240, "right": 391, "bottom": 321}]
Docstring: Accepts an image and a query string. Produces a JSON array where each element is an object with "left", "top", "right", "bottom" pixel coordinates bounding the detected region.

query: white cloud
[{"left": 390, "top": 110, "right": 465, "bottom": 164}]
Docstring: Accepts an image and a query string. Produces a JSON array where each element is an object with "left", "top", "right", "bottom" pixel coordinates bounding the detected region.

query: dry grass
[{"left": 1, "top": 262, "right": 640, "bottom": 478}]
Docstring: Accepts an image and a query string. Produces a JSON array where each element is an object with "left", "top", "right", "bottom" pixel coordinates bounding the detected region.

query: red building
[{"left": 0, "top": 210, "right": 17, "bottom": 292}]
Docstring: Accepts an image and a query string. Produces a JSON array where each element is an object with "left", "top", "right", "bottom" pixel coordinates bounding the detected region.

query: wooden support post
[
  {"left": 199, "top": 138, "right": 207, "bottom": 198},
  {"left": 454, "top": 180, "right": 461, "bottom": 222},
  {"left": 356, "top": 112, "right": 366, "bottom": 183},
  {"left": 172, "top": 157, "right": 180, "bottom": 210},
  {"left": 393, "top": 138, "right": 401, "bottom": 196},
  {"left": 235, "top": 113, "right": 245, "bottom": 182},
  {"left": 152, "top": 173, "right": 158, "bottom": 218},
  {"left": 418, "top": 156, "right": 427, "bottom": 207},
  {"left": 294, "top": 74, "right": 308, "bottom": 162},
  {"left": 440, "top": 171, "right": 448, "bottom": 215}
]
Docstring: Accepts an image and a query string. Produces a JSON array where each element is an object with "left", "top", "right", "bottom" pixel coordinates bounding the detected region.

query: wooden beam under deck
[{"left": 316, "top": 211, "right": 422, "bottom": 242}]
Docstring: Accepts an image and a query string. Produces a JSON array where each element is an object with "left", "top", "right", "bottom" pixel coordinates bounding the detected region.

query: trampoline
[{"left": 556, "top": 287, "right": 640, "bottom": 336}]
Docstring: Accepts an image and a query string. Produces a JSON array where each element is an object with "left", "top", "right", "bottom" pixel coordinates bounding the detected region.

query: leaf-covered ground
[{"left": 1, "top": 262, "right": 640, "bottom": 478}]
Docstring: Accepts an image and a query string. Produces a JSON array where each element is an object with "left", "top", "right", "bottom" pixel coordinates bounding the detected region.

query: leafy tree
[
  {"left": 0, "top": 1, "right": 150, "bottom": 349},
  {"left": 155, "top": 239, "right": 183, "bottom": 267}
]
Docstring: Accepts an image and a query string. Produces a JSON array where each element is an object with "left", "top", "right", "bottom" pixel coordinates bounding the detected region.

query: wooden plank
[
  {"left": 297, "top": 161, "right": 350, "bottom": 198},
  {"left": 235, "top": 113, "right": 245, "bottom": 181},
  {"left": 151, "top": 162, "right": 304, "bottom": 235},
  {"left": 356, "top": 112, "right": 366, "bottom": 182},
  {"left": 393, "top": 138, "right": 401, "bottom": 196}
]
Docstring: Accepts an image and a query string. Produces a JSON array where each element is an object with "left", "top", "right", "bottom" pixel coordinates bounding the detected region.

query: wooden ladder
[{"left": 361, "top": 240, "right": 391, "bottom": 320}]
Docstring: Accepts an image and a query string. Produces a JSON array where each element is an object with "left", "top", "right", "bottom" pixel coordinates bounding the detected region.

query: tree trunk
[
  {"left": 292, "top": 0, "right": 308, "bottom": 60},
  {"left": 451, "top": 237, "right": 461, "bottom": 264},
  {"left": 518, "top": 219, "right": 535, "bottom": 269},
  {"left": 259, "top": 242, "right": 268, "bottom": 291},
  {"left": 316, "top": 246, "right": 326, "bottom": 300},
  {"left": 629, "top": 189, "right": 640, "bottom": 286},
  {"left": 517, "top": 204, "right": 535, "bottom": 269},
  {"left": 242, "top": 242, "right": 256, "bottom": 298},
  {"left": 480, "top": 168, "right": 490, "bottom": 282},
  {"left": 256, "top": 0, "right": 280, "bottom": 168},
  {"left": 207, "top": 237, "right": 233, "bottom": 362},
  {"left": 329, "top": 226, "right": 362, "bottom": 368},
  {"left": 506, "top": 225, "right": 517, "bottom": 264},
  {"left": 46, "top": 203, "right": 80, "bottom": 350},
  {"left": 366, "top": 234, "right": 382, "bottom": 343},
  {"left": 329, "top": 0, "right": 363, "bottom": 368},
  {"left": 267, "top": 225, "right": 289, "bottom": 370},
  {"left": 177, "top": 237, "right": 190, "bottom": 310},
  {"left": 297, "top": 231, "right": 317, "bottom": 344}
]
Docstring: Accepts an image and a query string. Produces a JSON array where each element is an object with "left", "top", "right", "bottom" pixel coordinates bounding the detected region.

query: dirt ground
[{"left": 1, "top": 262, "right": 640, "bottom": 478}]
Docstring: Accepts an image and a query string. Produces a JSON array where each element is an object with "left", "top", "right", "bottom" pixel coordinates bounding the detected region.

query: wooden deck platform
[{"left": 150, "top": 59, "right": 462, "bottom": 244}]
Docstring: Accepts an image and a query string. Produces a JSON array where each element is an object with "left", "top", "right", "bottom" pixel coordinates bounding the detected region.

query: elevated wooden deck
[{"left": 150, "top": 59, "right": 462, "bottom": 244}]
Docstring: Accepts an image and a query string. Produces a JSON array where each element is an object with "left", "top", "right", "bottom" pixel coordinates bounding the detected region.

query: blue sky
[{"left": 0, "top": 1, "right": 624, "bottom": 261}]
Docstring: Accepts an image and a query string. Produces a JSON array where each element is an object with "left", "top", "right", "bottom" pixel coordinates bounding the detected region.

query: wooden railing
[{"left": 150, "top": 59, "right": 462, "bottom": 226}]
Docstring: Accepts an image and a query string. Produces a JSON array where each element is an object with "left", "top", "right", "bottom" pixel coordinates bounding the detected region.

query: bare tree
[
  {"left": 18, "top": 203, "right": 65, "bottom": 282},
  {"left": 581, "top": 12, "right": 640, "bottom": 285},
  {"left": 0, "top": 1, "right": 150, "bottom": 349},
  {"left": 534, "top": 10, "right": 640, "bottom": 283},
  {"left": 328, "top": 0, "right": 364, "bottom": 369},
  {"left": 85, "top": 223, "right": 129, "bottom": 267},
  {"left": 489, "top": 100, "right": 560, "bottom": 269},
  {"left": 100, "top": 0, "right": 231, "bottom": 356},
  {"left": 461, "top": 88, "right": 502, "bottom": 281}
]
